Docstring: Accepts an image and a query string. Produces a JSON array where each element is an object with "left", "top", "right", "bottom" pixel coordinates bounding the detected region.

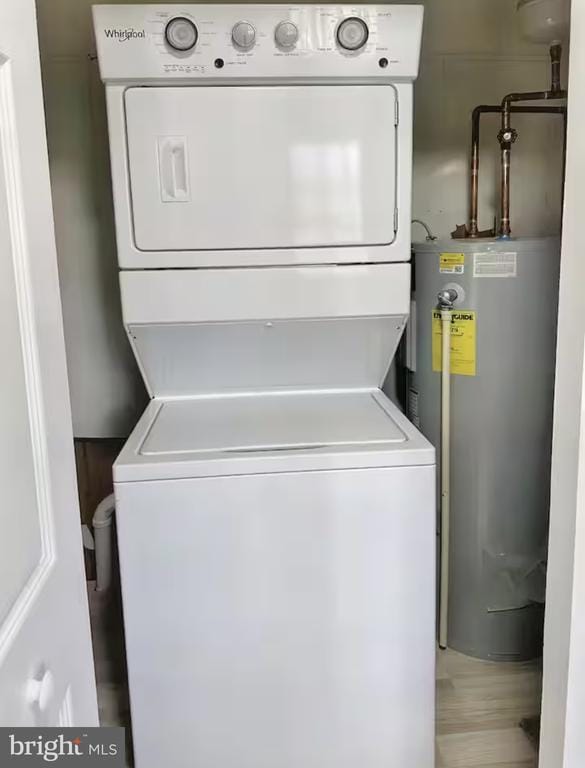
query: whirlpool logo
[{"left": 104, "top": 27, "right": 146, "bottom": 42}]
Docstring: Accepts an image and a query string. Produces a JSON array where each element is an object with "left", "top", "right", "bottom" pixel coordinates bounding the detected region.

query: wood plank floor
[
  {"left": 436, "top": 648, "right": 541, "bottom": 768},
  {"left": 89, "top": 585, "right": 542, "bottom": 766}
]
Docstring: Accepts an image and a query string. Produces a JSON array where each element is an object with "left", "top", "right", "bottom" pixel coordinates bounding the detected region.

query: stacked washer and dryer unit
[{"left": 94, "top": 6, "right": 432, "bottom": 767}]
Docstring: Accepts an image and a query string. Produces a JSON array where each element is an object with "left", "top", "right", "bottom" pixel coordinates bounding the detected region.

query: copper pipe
[
  {"left": 469, "top": 105, "right": 566, "bottom": 238},
  {"left": 499, "top": 44, "right": 567, "bottom": 238},
  {"left": 500, "top": 144, "right": 512, "bottom": 237}
]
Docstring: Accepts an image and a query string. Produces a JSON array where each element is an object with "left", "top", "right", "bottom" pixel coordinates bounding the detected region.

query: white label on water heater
[{"left": 474, "top": 251, "right": 517, "bottom": 278}]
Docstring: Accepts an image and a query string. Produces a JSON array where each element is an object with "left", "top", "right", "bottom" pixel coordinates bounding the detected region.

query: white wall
[
  {"left": 36, "top": 0, "right": 148, "bottom": 438},
  {"left": 35, "top": 0, "right": 564, "bottom": 437}
]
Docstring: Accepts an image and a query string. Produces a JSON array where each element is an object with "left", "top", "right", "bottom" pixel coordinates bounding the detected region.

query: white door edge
[{"left": 540, "top": 1, "right": 585, "bottom": 764}]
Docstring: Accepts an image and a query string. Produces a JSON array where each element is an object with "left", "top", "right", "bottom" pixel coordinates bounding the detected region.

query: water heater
[{"left": 410, "top": 237, "right": 560, "bottom": 660}]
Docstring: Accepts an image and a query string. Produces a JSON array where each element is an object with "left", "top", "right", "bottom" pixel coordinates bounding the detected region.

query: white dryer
[{"left": 94, "top": 5, "right": 434, "bottom": 767}]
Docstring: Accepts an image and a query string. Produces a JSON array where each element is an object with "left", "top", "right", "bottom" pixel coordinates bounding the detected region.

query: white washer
[{"left": 94, "top": 6, "right": 433, "bottom": 767}]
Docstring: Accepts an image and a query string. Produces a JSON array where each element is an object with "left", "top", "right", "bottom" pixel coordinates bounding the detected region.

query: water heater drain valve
[{"left": 437, "top": 288, "right": 459, "bottom": 309}]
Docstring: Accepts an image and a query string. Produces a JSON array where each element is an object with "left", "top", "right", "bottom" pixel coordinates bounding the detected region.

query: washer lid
[
  {"left": 114, "top": 391, "right": 435, "bottom": 482},
  {"left": 141, "top": 391, "right": 406, "bottom": 456}
]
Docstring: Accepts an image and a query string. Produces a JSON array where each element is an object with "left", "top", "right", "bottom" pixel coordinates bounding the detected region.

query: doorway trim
[{"left": 540, "top": 1, "right": 585, "bottom": 765}]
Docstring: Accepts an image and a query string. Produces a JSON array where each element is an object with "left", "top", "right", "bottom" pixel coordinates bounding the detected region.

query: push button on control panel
[{"left": 165, "top": 17, "right": 198, "bottom": 51}]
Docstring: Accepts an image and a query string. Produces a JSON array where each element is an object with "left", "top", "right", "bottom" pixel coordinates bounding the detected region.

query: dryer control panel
[{"left": 93, "top": 4, "right": 423, "bottom": 82}]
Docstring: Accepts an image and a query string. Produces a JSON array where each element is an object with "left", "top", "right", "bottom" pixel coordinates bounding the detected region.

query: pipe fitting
[
  {"left": 437, "top": 288, "right": 458, "bottom": 310},
  {"left": 92, "top": 493, "right": 116, "bottom": 592},
  {"left": 498, "top": 127, "right": 518, "bottom": 147},
  {"left": 412, "top": 218, "right": 438, "bottom": 241}
]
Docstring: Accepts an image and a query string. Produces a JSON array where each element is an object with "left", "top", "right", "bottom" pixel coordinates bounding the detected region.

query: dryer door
[{"left": 124, "top": 85, "right": 397, "bottom": 255}]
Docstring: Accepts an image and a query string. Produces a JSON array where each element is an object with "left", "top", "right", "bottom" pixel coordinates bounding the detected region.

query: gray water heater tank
[{"left": 410, "top": 237, "right": 560, "bottom": 661}]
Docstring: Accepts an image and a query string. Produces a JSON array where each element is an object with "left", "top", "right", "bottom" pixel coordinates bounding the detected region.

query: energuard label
[
  {"left": 432, "top": 310, "right": 476, "bottom": 376},
  {"left": 439, "top": 252, "right": 465, "bottom": 274}
]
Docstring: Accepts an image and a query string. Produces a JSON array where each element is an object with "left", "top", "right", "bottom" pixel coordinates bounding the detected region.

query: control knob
[
  {"left": 275, "top": 20, "right": 299, "bottom": 48},
  {"left": 336, "top": 17, "right": 369, "bottom": 51},
  {"left": 232, "top": 21, "right": 256, "bottom": 49},
  {"left": 165, "top": 17, "right": 198, "bottom": 51}
]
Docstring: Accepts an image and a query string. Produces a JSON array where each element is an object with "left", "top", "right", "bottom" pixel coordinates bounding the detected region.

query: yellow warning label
[
  {"left": 432, "top": 309, "right": 476, "bottom": 376},
  {"left": 440, "top": 252, "right": 465, "bottom": 274}
]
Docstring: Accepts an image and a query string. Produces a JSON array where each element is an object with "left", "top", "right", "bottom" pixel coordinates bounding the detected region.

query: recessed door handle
[{"left": 158, "top": 136, "right": 191, "bottom": 203}]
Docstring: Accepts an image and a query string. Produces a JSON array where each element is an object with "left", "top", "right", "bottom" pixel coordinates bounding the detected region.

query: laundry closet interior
[{"left": 34, "top": 1, "right": 569, "bottom": 766}]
